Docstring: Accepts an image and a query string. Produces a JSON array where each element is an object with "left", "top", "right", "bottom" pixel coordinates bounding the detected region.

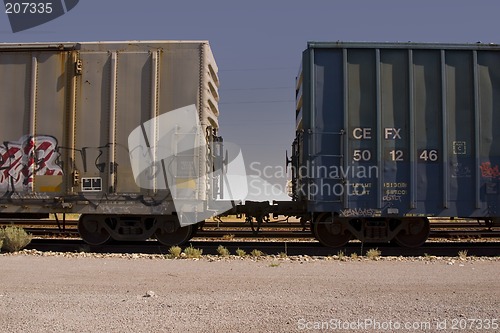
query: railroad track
[
  {"left": 23, "top": 238, "right": 500, "bottom": 257},
  {"left": 2, "top": 219, "right": 500, "bottom": 240}
]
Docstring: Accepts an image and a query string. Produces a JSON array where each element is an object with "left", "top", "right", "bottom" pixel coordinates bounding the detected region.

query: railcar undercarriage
[
  {"left": 78, "top": 214, "right": 197, "bottom": 246},
  {"left": 71, "top": 200, "right": 500, "bottom": 247}
]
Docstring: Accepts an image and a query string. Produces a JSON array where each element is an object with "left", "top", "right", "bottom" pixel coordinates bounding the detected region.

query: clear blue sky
[{"left": 1, "top": 0, "right": 499, "bottom": 200}]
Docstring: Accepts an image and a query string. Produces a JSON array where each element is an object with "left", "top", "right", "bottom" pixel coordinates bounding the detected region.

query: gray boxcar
[
  {"left": 292, "top": 41, "right": 500, "bottom": 246},
  {"left": 0, "top": 41, "right": 221, "bottom": 245}
]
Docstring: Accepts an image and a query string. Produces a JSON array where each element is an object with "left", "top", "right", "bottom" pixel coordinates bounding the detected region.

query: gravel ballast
[{"left": 0, "top": 253, "right": 499, "bottom": 332}]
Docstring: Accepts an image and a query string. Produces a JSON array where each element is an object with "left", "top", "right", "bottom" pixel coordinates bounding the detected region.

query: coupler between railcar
[{"left": 229, "top": 201, "right": 431, "bottom": 248}]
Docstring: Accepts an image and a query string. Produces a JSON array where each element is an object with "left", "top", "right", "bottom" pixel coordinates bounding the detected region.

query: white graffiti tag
[
  {"left": 0, "top": 136, "right": 63, "bottom": 191},
  {"left": 340, "top": 208, "right": 380, "bottom": 217}
]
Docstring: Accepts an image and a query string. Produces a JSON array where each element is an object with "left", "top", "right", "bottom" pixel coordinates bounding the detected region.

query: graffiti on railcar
[
  {"left": 480, "top": 162, "right": 500, "bottom": 180},
  {"left": 340, "top": 208, "right": 380, "bottom": 217},
  {"left": 0, "top": 135, "right": 63, "bottom": 191}
]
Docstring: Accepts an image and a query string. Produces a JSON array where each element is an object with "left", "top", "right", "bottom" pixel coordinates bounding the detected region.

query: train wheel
[
  {"left": 393, "top": 217, "right": 430, "bottom": 248},
  {"left": 78, "top": 215, "right": 111, "bottom": 246},
  {"left": 313, "top": 214, "right": 352, "bottom": 247},
  {"left": 155, "top": 223, "right": 193, "bottom": 246},
  {"left": 190, "top": 223, "right": 200, "bottom": 238}
]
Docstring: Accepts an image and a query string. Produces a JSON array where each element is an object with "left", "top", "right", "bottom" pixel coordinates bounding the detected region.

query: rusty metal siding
[
  {"left": 32, "top": 51, "right": 69, "bottom": 193},
  {"left": 74, "top": 51, "right": 112, "bottom": 192},
  {"left": 0, "top": 51, "right": 68, "bottom": 194},
  {"left": 0, "top": 52, "right": 31, "bottom": 139},
  {"left": 0, "top": 41, "right": 218, "bottom": 215},
  {"left": 158, "top": 44, "right": 202, "bottom": 115},
  {"left": 114, "top": 51, "right": 153, "bottom": 193}
]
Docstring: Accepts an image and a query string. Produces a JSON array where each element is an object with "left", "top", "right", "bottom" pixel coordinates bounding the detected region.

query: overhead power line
[
  {"left": 219, "top": 67, "right": 296, "bottom": 72},
  {"left": 219, "top": 100, "right": 295, "bottom": 105},
  {"left": 220, "top": 86, "right": 293, "bottom": 91}
]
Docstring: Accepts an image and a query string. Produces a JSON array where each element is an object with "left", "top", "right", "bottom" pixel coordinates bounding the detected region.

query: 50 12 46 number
[
  {"left": 5, "top": 2, "right": 53, "bottom": 14},
  {"left": 419, "top": 149, "right": 438, "bottom": 162},
  {"left": 389, "top": 149, "right": 404, "bottom": 161},
  {"left": 352, "top": 149, "right": 371, "bottom": 162}
]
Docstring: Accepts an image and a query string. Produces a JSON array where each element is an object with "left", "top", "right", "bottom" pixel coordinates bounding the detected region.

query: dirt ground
[{"left": 0, "top": 255, "right": 499, "bottom": 332}]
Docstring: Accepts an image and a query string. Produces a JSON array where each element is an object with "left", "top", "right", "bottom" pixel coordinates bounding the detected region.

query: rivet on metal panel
[
  {"left": 72, "top": 170, "right": 80, "bottom": 186},
  {"left": 75, "top": 59, "right": 83, "bottom": 75}
]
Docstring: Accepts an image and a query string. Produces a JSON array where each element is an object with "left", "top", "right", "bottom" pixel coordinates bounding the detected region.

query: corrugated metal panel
[
  {"left": 413, "top": 50, "right": 442, "bottom": 207},
  {"left": 32, "top": 51, "right": 70, "bottom": 194},
  {"left": 114, "top": 51, "right": 153, "bottom": 193},
  {"left": 0, "top": 52, "right": 31, "bottom": 139},
  {"left": 0, "top": 41, "right": 218, "bottom": 214},
  {"left": 0, "top": 51, "right": 69, "bottom": 193},
  {"left": 296, "top": 42, "right": 500, "bottom": 218},
  {"left": 74, "top": 51, "right": 112, "bottom": 192}
]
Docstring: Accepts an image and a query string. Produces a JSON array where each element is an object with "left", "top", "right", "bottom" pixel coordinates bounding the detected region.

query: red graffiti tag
[
  {"left": 480, "top": 162, "right": 500, "bottom": 179},
  {"left": 0, "top": 136, "right": 63, "bottom": 191}
]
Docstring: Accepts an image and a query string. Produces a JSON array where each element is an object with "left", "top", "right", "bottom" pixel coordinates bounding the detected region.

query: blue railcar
[{"left": 292, "top": 42, "right": 500, "bottom": 246}]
